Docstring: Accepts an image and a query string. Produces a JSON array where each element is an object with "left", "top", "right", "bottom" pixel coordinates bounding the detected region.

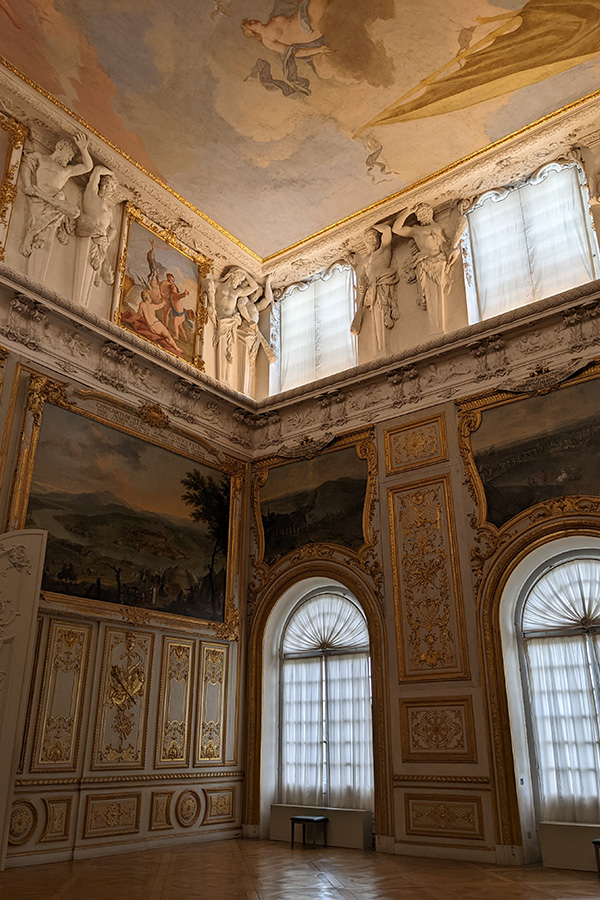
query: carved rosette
[
  {"left": 384, "top": 413, "right": 448, "bottom": 475},
  {"left": 175, "top": 790, "right": 201, "bottom": 828},
  {"left": 8, "top": 800, "right": 37, "bottom": 845}
]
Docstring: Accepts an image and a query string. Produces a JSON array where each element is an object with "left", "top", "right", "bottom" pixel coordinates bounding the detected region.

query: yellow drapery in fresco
[{"left": 358, "top": 0, "right": 600, "bottom": 132}]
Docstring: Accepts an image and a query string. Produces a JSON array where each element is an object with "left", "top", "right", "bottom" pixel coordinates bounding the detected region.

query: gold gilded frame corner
[
  {"left": 111, "top": 202, "right": 211, "bottom": 372},
  {"left": 7, "top": 371, "right": 245, "bottom": 639},
  {"left": 0, "top": 110, "right": 26, "bottom": 263}
]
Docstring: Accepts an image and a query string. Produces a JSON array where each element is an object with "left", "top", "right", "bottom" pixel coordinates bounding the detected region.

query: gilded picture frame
[
  {"left": 0, "top": 112, "right": 27, "bottom": 262},
  {"left": 457, "top": 361, "right": 600, "bottom": 534},
  {"left": 250, "top": 427, "right": 380, "bottom": 592},
  {"left": 8, "top": 373, "right": 245, "bottom": 639},
  {"left": 112, "top": 203, "right": 211, "bottom": 370}
]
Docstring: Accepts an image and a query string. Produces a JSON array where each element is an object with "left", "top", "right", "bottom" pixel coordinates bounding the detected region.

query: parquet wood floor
[{"left": 1, "top": 839, "right": 599, "bottom": 900}]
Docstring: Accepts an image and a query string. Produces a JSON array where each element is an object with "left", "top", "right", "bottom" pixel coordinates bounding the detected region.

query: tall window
[
  {"left": 278, "top": 265, "right": 356, "bottom": 393},
  {"left": 518, "top": 553, "right": 600, "bottom": 824},
  {"left": 463, "top": 162, "right": 600, "bottom": 323},
  {"left": 279, "top": 591, "right": 374, "bottom": 810}
]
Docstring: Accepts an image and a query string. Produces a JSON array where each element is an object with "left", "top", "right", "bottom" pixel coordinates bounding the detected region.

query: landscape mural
[
  {"left": 469, "top": 374, "right": 600, "bottom": 528},
  {"left": 259, "top": 444, "right": 367, "bottom": 561},
  {"left": 25, "top": 403, "right": 230, "bottom": 622},
  {"left": 0, "top": 1, "right": 599, "bottom": 255}
]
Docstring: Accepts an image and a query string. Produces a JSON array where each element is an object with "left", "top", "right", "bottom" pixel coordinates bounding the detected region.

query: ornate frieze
[
  {"left": 32, "top": 621, "right": 91, "bottom": 771},
  {"left": 92, "top": 629, "right": 153, "bottom": 769},
  {"left": 399, "top": 696, "right": 477, "bottom": 762},
  {"left": 388, "top": 475, "right": 469, "bottom": 681}
]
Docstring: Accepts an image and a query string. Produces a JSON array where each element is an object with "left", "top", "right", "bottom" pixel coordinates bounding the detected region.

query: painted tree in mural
[{"left": 180, "top": 471, "right": 230, "bottom": 608}]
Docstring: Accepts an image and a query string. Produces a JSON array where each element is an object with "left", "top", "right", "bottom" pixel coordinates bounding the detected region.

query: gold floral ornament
[{"left": 104, "top": 634, "right": 146, "bottom": 762}]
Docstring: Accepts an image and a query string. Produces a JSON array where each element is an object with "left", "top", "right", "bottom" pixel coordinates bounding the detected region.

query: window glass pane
[
  {"left": 280, "top": 656, "right": 323, "bottom": 805},
  {"left": 280, "top": 283, "right": 316, "bottom": 392},
  {"left": 327, "top": 653, "right": 374, "bottom": 810}
]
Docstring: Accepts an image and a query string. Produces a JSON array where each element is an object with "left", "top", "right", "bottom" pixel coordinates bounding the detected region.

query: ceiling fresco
[{"left": 1, "top": 0, "right": 599, "bottom": 257}]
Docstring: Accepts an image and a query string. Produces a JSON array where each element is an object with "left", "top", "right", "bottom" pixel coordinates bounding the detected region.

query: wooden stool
[
  {"left": 592, "top": 838, "right": 600, "bottom": 880},
  {"left": 290, "top": 815, "right": 328, "bottom": 849}
]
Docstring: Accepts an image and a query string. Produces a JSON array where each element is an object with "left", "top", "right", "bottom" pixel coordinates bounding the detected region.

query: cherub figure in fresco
[
  {"left": 243, "top": 0, "right": 330, "bottom": 97},
  {"left": 350, "top": 224, "right": 399, "bottom": 354},
  {"left": 136, "top": 290, "right": 182, "bottom": 356},
  {"left": 392, "top": 202, "right": 467, "bottom": 335},
  {"left": 159, "top": 273, "right": 190, "bottom": 342},
  {"left": 20, "top": 132, "right": 93, "bottom": 257}
]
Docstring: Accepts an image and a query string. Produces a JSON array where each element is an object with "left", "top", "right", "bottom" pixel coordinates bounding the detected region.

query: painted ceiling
[{"left": 1, "top": 0, "right": 600, "bottom": 258}]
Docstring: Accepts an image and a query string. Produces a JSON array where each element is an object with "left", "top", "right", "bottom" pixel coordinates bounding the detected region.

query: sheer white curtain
[
  {"left": 520, "top": 557, "right": 600, "bottom": 823},
  {"left": 279, "top": 266, "right": 356, "bottom": 392},
  {"left": 279, "top": 592, "right": 374, "bottom": 810},
  {"left": 466, "top": 164, "right": 600, "bottom": 322}
]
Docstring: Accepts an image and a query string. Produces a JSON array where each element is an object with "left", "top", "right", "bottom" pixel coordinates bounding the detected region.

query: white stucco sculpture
[
  {"left": 350, "top": 223, "right": 399, "bottom": 354},
  {"left": 392, "top": 202, "right": 467, "bottom": 334},
  {"left": 19, "top": 132, "right": 93, "bottom": 281},
  {"left": 73, "top": 165, "right": 118, "bottom": 306},
  {"left": 207, "top": 266, "right": 276, "bottom": 390}
]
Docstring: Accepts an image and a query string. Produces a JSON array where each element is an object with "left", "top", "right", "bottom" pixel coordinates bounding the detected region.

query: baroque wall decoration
[
  {"left": 83, "top": 793, "right": 140, "bottom": 839},
  {"left": 197, "top": 644, "right": 227, "bottom": 764},
  {"left": 404, "top": 793, "right": 485, "bottom": 841},
  {"left": 40, "top": 796, "right": 72, "bottom": 843},
  {"left": 113, "top": 204, "right": 210, "bottom": 369},
  {"left": 399, "top": 696, "right": 477, "bottom": 762},
  {"left": 202, "top": 788, "right": 235, "bottom": 825},
  {"left": 384, "top": 413, "right": 448, "bottom": 476},
  {"left": 156, "top": 638, "right": 194, "bottom": 767},
  {"left": 0, "top": 111, "right": 26, "bottom": 262},
  {"left": 92, "top": 628, "right": 154, "bottom": 770},
  {"left": 31, "top": 620, "right": 91, "bottom": 771},
  {"left": 8, "top": 799, "right": 38, "bottom": 845},
  {"left": 9, "top": 373, "right": 245, "bottom": 635},
  {"left": 149, "top": 791, "right": 174, "bottom": 831},
  {"left": 174, "top": 789, "right": 201, "bottom": 828},
  {"left": 388, "top": 474, "right": 469, "bottom": 681}
]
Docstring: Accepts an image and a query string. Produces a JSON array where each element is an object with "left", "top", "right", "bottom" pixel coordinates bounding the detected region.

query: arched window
[
  {"left": 517, "top": 553, "right": 600, "bottom": 824},
  {"left": 279, "top": 590, "right": 374, "bottom": 810}
]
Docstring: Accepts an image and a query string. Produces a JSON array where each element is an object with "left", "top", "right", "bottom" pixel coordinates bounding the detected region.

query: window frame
[{"left": 462, "top": 160, "right": 600, "bottom": 325}]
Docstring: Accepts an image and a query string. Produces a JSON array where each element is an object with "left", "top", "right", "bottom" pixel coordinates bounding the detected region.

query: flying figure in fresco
[
  {"left": 357, "top": 0, "right": 600, "bottom": 133},
  {"left": 242, "top": 0, "right": 330, "bottom": 97}
]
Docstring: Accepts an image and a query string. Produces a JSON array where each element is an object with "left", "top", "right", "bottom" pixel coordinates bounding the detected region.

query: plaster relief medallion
[
  {"left": 9, "top": 800, "right": 37, "bottom": 845},
  {"left": 175, "top": 790, "right": 201, "bottom": 828}
]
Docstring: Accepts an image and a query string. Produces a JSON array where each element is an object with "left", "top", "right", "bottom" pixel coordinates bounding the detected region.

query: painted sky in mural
[{"left": 1, "top": 0, "right": 599, "bottom": 255}]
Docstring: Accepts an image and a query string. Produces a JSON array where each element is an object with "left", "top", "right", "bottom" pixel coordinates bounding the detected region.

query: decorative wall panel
[
  {"left": 202, "top": 788, "right": 235, "bottom": 825},
  {"left": 197, "top": 644, "right": 227, "bottom": 764},
  {"left": 32, "top": 621, "right": 91, "bottom": 771},
  {"left": 40, "top": 797, "right": 72, "bottom": 842},
  {"left": 150, "top": 791, "right": 174, "bottom": 831},
  {"left": 156, "top": 638, "right": 194, "bottom": 767},
  {"left": 92, "top": 629, "right": 154, "bottom": 769},
  {"left": 83, "top": 793, "right": 141, "bottom": 839},
  {"left": 404, "top": 793, "right": 484, "bottom": 841},
  {"left": 399, "top": 697, "right": 477, "bottom": 762},
  {"left": 384, "top": 414, "right": 448, "bottom": 475},
  {"left": 8, "top": 799, "right": 38, "bottom": 845},
  {"left": 388, "top": 475, "right": 469, "bottom": 680},
  {"left": 175, "top": 790, "right": 201, "bottom": 828}
]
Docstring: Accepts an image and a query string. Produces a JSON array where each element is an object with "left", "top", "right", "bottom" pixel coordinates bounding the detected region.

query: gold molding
[
  {"left": 174, "top": 789, "right": 201, "bottom": 828},
  {"left": 155, "top": 637, "right": 194, "bottom": 768},
  {"left": 388, "top": 473, "right": 470, "bottom": 681},
  {"left": 394, "top": 775, "right": 489, "bottom": 785},
  {"left": 8, "top": 372, "right": 244, "bottom": 639},
  {"left": 0, "top": 110, "right": 26, "bottom": 262},
  {"left": 1, "top": 56, "right": 600, "bottom": 262},
  {"left": 384, "top": 413, "right": 448, "bottom": 476},
  {"left": 404, "top": 792, "right": 485, "bottom": 841},
  {"left": 8, "top": 799, "right": 38, "bottom": 845},
  {"left": 83, "top": 792, "right": 141, "bottom": 839},
  {"left": 196, "top": 644, "right": 227, "bottom": 765},
  {"left": 202, "top": 787, "right": 236, "bottom": 825},
  {"left": 149, "top": 791, "right": 174, "bottom": 832},
  {"left": 39, "top": 796, "right": 72, "bottom": 843},
  {"left": 31, "top": 620, "right": 92, "bottom": 772},
  {"left": 399, "top": 696, "right": 477, "bottom": 763}
]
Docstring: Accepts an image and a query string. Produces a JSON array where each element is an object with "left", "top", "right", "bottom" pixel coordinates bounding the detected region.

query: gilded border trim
[
  {"left": 384, "top": 413, "right": 448, "bottom": 476},
  {"left": 399, "top": 695, "right": 477, "bottom": 763},
  {"left": 0, "top": 110, "right": 27, "bottom": 262}
]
